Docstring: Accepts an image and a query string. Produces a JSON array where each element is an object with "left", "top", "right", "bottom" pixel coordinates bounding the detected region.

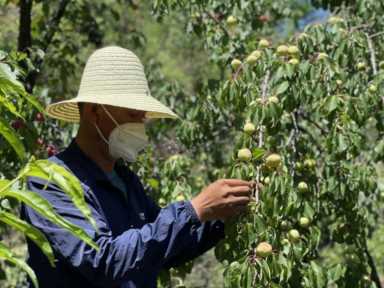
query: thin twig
[
  {"left": 254, "top": 70, "right": 270, "bottom": 202},
  {"left": 206, "top": 11, "right": 230, "bottom": 37},
  {"left": 349, "top": 23, "right": 372, "bottom": 33},
  {"left": 365, "top": 33, "right": 378, "bottom": 75},
  {"left": 289, "top": 112, "right": 299, "bottom": 178},
  {"left": 370, "top": 31, "right": 384, "bottom": 39},
  {"left": 364, "top": 240, "right": 382, "bottom": 288}
]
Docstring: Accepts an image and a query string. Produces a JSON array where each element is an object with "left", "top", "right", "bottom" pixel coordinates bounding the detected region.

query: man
[{"left": 21, "top": 46, "right": 254, "bottom": 287}]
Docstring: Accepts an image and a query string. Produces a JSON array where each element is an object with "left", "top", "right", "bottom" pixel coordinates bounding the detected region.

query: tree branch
[
  {"left": 17, "top": 0, "right": 33, "bottom": 53},
  {"left": 206, "top": 11, "right": 230, "bottom": 38},
  {"left": 254, "top": 70, "right": 270, "bottom": 202},
  {"left": 370, "top": 31, "right": 384, "bottom": 39},
  {"left": 364, "top": 240, "right": 382, "bottom": 288},
  {"left": 26, "top": 0, "right": 71, "bottom": 93},
  {"left": 40, "top": 0, "right": 71, "bottom": 52},
  {"left": 365, "top": 33, "right": 378, "bottom": 76}
]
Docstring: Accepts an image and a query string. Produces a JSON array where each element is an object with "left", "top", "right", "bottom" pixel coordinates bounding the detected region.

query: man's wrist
[{"left": 190, "top": 197, "right": 205, "bottom": 222}]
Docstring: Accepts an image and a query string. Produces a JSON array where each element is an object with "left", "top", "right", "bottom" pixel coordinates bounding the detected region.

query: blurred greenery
[{"left": 1, "top": 0, "right": 384, "bottom": 287}]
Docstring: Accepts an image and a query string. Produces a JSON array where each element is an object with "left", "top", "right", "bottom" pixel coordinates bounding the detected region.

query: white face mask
[{"left": 95, "top": 105, "right": 149, "bottom": 162}]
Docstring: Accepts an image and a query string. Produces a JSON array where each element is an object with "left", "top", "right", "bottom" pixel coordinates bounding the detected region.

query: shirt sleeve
[
  {"left": 22, "top": 176, "right": 217, "bottom": 287},
  {"left": 142, "top": 189, "right": 225, "bottom": 269}
]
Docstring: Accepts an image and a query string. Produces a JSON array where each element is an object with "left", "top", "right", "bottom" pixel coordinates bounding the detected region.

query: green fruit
[
  {"left": 248, "top": 202, "right": 257, "bottom": 213},
  {"left": 276, "top": 45, "right": 289, "bottom": 56},
  {"left": 317, "top": 52, "right": 328, "bottom": 61},
  {"left": 336, "top": 79, "right": 343, "bottom": 86},
  {"left": 158, "top": 198, "right": 167, "bottom": 207},
  {"left": 298, "top": 33, "right": 309, "bottom": 40},
  {"left": 287, "top": 45, "right": 299, "bottom": 55},
  {"left": 231, "top": 59, "right": 242, "bottom": 70},
  {"left": 328, "top": 16, "right": 344, "bottom": 25},
  {"left": 246, "top": 51, "right": 261, "bottom": 65},
  {"left": 246, "top": 54, "right": 259, "bottom": 65},
  {"left": 256, "top": 242, "right": 273, "bottom": 258},
  {"left": 259, "top": 39, "right": 270, "bottom": 48},
  {"left": 281, "top": 238, "right": 290, "bottom": 245},
  {"left": 265, "top": 153, "right": 282, "bottom": 169},
  {"left": 295, "top": 162, "right": 303, "bottom": 171},
  {"left": 379, "top": 61, "right": 384, "bottom": 69},
  {"left": 369, "top": 84, "right": 377, "bottom": 93},
  {"left": 357, "top": 62, "right": 366, "bottom": 71},
  {"left": 287, "top": 229, "right": 300, "bottom": 243},
  {"left": 226, "top": 15, "right": 237, "bottom": 26},
  {"left": 298, "top": 181, "right": 309, "bottom": 193},
  {"left": 263, "top": 176, "right": 270, "bottom": 185},
  {"left": 288, "top": 58, "right": 299, "bottom": 65},
  {"left": 229, "top": 261, "right": 241, "bottom": 270},
  {"left": 299, "top": 217, "right": 310, "bottom": 228},
  {"left": 268, "top": 96, "right": 279, "bottom": 104},
  {"left": 176, "top": 194, "right": 185, "bottom": 201},
  {"left": 237, "top": 148, "right": 252, "bottom": 161},
  {"left": 280, "top": 220, "right": 289, "bottom": 230},
  {"left": 304, "top": 159, "right": 316, "bottom": 169},
  {"left": 243, "top": 122, "right": 256, "bottom": 135}
]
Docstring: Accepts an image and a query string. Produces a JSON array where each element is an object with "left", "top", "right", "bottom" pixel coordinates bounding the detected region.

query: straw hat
[{"left": 46, "top": 46, "right": 179, "bottom": 122}]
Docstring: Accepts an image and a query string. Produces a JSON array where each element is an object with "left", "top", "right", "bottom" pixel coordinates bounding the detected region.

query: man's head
[
  {"left": 44, "top": 46, "right": 178, "bottom": 171},
  {"left": 76, "top": 102, "right": 148, "bottom": 164}
]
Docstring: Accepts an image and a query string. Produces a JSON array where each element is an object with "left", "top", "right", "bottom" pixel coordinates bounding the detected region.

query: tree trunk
[{"left": 17, "top": 0, "right": 33, "bottom": 53}]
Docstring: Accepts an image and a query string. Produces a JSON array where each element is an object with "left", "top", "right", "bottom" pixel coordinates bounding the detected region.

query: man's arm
[
  {"left": 22, "top": 176, "right": 209, "bottom": 287},
  {"left": 142, "top": 192, "right": 225, "bottom": 269}
]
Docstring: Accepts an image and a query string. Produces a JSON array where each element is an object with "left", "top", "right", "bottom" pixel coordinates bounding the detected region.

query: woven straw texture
[{"left": 46, "top": 46, "right": 179, "bottom": 122}]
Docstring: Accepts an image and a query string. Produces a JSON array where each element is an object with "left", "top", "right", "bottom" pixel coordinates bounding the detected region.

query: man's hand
[{"left": 190, "top": 179, "right": 255, "bottom": 222}]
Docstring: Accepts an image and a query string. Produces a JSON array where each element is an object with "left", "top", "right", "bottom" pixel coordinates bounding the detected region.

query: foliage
[
  {"left": 150, "top": 0, "right": 384, "bottom": 287},
  {"left": 0, "top": 51, "right": 98, "bottom": 287},
  {"left": 2, "top": 0, "right": 384, "bottom": 287}
]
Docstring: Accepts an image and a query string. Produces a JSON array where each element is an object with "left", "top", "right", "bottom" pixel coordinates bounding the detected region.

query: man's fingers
[
  {"left": 228, "top": 196, "right": 251, "bottom": 206},
  {"left": 227, "top": 185, "right": 252, "bottom": 197},
  {"left": 222, "top": 179, "right": 253, "bottom": 187}
]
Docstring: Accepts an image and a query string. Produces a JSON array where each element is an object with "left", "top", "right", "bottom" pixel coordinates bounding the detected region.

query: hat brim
[{"left": 46, "top": 95, "right": 180, "bottom": 123}]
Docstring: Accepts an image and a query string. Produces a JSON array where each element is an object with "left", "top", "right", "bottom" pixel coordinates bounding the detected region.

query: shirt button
[{"left": 130, "top": 225, "right": 134, "bottom": 228}]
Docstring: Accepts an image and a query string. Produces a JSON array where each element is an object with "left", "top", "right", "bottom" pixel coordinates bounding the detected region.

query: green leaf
[
  {"left": 25, "top": 160, "right": 98, "bottom": 232},
  {"left": 19, "top": 91, "right": 44, "bottom": 112},
  {"left": 0, "top": 210, "right": 55, "bottom": 267},
  {"left": 0, "top": 63, "right": 43, "bottom": 112},
  {"left": 0, "top": 94, "right": 24, "bottom": 119},
  {"left": 0, "top": 118, "right": 26, "bottom": 160},
  {"left": 322, "top": 95, "right": 339, "bottom": 114},
  {"left": 275, "top": 81, "right": 289, "bottom": 95},
  {"left": 0, "top": 63, "right": 25, "bottom": 93},
  {"left": 252, "top": 148, "right": 265, "bottom": 160},
  {"left": 0, "top": 188, "right": 98, "bottom": 251},
  {"left": 0, "top": 241, "right": 38, "bottom": 288}
]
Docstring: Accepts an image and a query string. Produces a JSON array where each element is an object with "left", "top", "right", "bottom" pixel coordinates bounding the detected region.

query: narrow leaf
[
  {"left": 0, "top": 241, "right": 38, "bottom": 288},
  {"left": 25, "top": 160, "right": 98, "bottom": 231},
  {"left": 0, "top": 118, "right": 25, "bottom": 160},
  {"left": 0, "top": 210, "right": 55, "bottom": 266},
  {"left": 0, "top": 189, "right": 98, "bottom": 250}
]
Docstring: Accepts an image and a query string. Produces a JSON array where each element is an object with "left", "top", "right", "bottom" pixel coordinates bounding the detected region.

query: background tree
[{"left": 2, "top": 0, "right": 384, "bottom": 287}]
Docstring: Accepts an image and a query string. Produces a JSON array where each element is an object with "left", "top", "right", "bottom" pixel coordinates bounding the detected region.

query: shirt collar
[
  {"left": 58, "top": 139, "right": 112, "bottom": 184},
  {"left": 57, "top": 139, "right": 134, "bottom": 186}
]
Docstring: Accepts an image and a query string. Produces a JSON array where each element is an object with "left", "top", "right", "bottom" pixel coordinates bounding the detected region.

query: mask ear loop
[
  {"left": 101, "top": 104, "right": 120, "bottom": 127},
  {"left": 94, "top": 123, "right": 109, "bottom": 144},
  {"left": 94, "top": 104, "right": 118, "bottom": 145}
]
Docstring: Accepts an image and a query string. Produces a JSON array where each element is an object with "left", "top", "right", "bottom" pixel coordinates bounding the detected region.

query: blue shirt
[
  {"left": 20, "top": 140, "right": 225, "bottom": 288},
  {"left": 104, "top": 165, "right": 129, "bottom": 202}
]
